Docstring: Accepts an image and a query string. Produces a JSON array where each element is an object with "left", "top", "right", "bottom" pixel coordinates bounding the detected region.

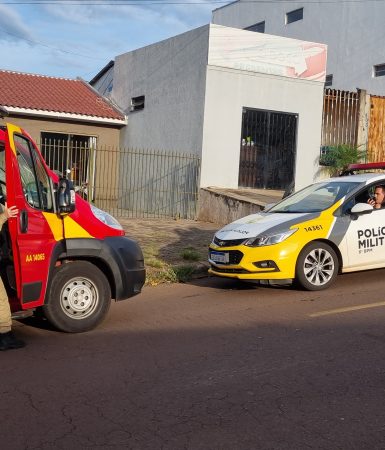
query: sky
[{"left": 0, "top": 0, "right": 223, "bottom": 81}]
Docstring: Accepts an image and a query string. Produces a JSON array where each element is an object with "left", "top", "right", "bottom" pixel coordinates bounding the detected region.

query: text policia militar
[{"left": 357, "top": 227, "right": 385, "bottom": 250}]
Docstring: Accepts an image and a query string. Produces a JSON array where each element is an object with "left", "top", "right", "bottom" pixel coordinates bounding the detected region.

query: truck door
[{"left": 5, "top": 123, "right": 64, "bottom": 308}]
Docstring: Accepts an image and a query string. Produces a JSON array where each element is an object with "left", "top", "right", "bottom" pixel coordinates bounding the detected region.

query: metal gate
[
  {"left": 238, "top": 108, "right": 297, "bottom": 190},
  {"left": 321, "top": 89, "right": 359, "bottom": 148},
  {"left": 40, "top": 139, "right": 201, "bottom": 219},
  {"left": 368, "top": 95, "right": 385, "bottom": 162}
]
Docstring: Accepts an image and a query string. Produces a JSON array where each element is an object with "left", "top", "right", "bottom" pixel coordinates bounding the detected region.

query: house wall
[
  {"left": 212, "top": 2, "right": 385, "bottom": 95},
  {"left": 3, "top": 115, "right": 121, "bottom": 148},
  {"left": 111, "top": 25, "right": 210, "bottom": 154},
  {"left": 4, "top": 115, "right": 122, "bottom": 202},
  {"left": 200, "top": 65, "right": 325, "bottom": 190},
  {"left": 99, "top": 23, "right": 325, "bottom": 192}
]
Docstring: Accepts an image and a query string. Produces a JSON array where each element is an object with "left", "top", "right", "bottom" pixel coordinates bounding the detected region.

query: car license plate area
[{"left": 210, "top": 251, "right": 229, "bottom": 264}]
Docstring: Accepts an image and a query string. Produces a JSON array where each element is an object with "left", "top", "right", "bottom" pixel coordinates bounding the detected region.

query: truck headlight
[
  {"left": 90, "top": 205, "right": 123, "bottom": 230},
  {"left": 244, "top": 228, "right": 298, "bottom": 247}
]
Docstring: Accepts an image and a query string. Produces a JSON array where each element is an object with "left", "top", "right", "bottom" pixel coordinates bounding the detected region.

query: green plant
[
  {"left": 173, "top": 265, "right": 196, "bottom": 282},
  {"left": 145, "top": 257, "right": 163, "bottom": 269},
  {"left": 319, "top": 144, "right": 366, "bottom": 176},
  {"left": 146, "top": 266, "right": 178, "bottom": 286},
  {"left": 145, "top": 264, "right": 198, "bottom": 285},
  {"left": 180, "top": 247, "right": 201, "bottom": 261}
]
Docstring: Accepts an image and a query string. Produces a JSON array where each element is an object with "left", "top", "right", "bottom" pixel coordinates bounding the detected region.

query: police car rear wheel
[
  {"left": 296, "top": 242, "right": 338, "bottom": 291},
  {"left": 43, "top": 261, "right": 111, "bottom": 333}
]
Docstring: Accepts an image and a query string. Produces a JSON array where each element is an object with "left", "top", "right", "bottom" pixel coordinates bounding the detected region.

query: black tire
[
  {"left": 295, "top": 241, "right": 339, "bottom": 291},
  {"left": 43, "top": 261, "right": 111, "bottom": 333}
]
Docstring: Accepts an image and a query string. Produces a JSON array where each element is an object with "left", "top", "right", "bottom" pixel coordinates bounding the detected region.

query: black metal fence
[
  {"left": 40, "top": 139, "right": 201, "bottom": 220},
  {"left": 239, "top": 108, "right": 298, "bottom": 190}
]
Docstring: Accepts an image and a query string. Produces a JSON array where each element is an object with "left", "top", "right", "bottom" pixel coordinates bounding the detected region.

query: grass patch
[
  {"left": 141, "top": 240, "right": 208, "bottom": 286},
  {"left": 142, "top": 244, "right": 164, "bottom": 269},
  {"left": 173, "top": 265, "right": 196, "bottom": 282},
  {"left": 146, "top": 265, "right": 178, "bottom": 286},
  {"left": 142, "top": 244, "right": 159, "bottom": 258},
  {"left": 145, "top": 264, "right": 202, "bottom": 286},
  {"left": 180, "top": 247, "right": 201, "bottom": 261},
  {"left": 145, "top": 257, "right": 163, "bottom": 268}
]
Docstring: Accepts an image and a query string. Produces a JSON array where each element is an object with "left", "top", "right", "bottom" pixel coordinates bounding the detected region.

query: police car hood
[{"left": 216, "top": 211, "right": 316, "bottom": 240}]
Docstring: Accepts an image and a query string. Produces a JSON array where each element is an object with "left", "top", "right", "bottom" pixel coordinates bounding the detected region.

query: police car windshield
[{"left": 269, "top": 181, "right": 360, "bottom": 213}]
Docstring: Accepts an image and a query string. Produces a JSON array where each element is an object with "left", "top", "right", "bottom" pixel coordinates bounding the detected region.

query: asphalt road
[{"left": 3, "top": 270, "right": 385, "bottom": 450}]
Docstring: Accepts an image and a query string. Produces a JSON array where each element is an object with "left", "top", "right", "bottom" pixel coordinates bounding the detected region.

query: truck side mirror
[{"left": 57, "top": 178, "right": 75, "bottom": 214}]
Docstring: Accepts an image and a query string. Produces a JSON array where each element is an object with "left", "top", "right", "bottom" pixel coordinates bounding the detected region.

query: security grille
[
  {"left": 40, "top": 140, "right": 201, "bottom": 219},
  {"left": 239, "top": 108, "right": 297, "bottom": 190}
]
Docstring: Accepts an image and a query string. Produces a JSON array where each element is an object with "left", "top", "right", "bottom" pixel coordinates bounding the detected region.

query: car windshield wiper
[
  {"left": 270, "top": 210, "right": 303, "bottom": 214},
  {"left": 271, "top": 210, "right": 319, "bottom": 214},
  {"left": 269, "top": 210, "right": 292, "bottom": 213}
]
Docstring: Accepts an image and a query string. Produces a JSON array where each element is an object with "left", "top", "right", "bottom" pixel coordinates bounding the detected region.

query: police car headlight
[
  {"left": 244, "top": 228, "right": 298, "bottom": 247},
  {"left": 90, "top": 205, "right": 123, "bottom": 230}
]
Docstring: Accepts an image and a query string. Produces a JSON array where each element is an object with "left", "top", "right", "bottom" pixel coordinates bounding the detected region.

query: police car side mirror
[
  {"left": 57, "top": 177, "right": 75, "bottom": 215},
  {"left": 350, "top": 203, "right": 373, "bottom": 216}
]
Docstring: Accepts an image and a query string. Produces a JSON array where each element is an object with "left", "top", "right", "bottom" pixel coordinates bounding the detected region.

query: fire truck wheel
[{"left": 43, "top": 261, "right": 111, "bottom": 333}]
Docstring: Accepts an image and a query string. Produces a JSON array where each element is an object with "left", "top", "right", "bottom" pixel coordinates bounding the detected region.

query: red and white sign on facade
[{"left": 208, "top": 25, "right": 327, "bottom": 83}]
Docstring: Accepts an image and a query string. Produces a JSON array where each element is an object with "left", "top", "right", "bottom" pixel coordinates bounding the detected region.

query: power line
[
  {"left": 0, "top": 26, "right": 105, "bottom": 60},
  {"left": 0, "top": 0, "right": 214, "bottom": 61},
  {"left": 1, "top": 0, "right": 226, "bottom": 3},
  {"left": 1, "top": 0, "right": 385, "bottom": 4}
]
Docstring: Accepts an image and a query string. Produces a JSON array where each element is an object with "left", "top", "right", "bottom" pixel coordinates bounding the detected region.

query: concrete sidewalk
[
  {"left": 208, "top": 187, "right": 284, "bottom": 206},
  {"left": 198, "top": 187, "right": 284, "bottom": 224}
]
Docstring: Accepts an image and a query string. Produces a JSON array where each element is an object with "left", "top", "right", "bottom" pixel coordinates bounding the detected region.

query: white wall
[
  {"left": 212, "top": 1, "right": 385, "bottom": 95},
  {"left": 105, "top": 23, "right": 326, "bottom": 191},
  {"left": 200, "top": 65, "right": 325, "bottom": 189},
  {"left": 111, "top": 26, "right": 210, "bottom": 154}
]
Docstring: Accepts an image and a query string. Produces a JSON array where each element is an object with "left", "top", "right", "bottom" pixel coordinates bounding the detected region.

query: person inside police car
[
  {"left": 0, "top": 203, "right": 25, "bottom": 351},
  {"left": 367, "top": 185, "right": 385, "bottom": 209}
]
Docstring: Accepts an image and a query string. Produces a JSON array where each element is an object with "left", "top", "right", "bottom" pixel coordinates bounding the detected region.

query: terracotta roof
[{"left": 0, "top": 70, "right": 124, "bottom": 121}]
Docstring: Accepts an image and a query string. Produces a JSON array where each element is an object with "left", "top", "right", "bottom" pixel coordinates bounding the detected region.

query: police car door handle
[{"left": 19, "top": 209, "right": 28, "bottom": 234}]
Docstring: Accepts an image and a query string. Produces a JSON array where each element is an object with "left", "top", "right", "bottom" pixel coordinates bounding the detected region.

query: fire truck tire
[{"left": 43, "top": 261, "right": 111, "bottom": 333}]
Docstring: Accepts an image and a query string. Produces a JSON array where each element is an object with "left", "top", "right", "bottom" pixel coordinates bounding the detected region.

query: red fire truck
[{"left": 0, "top": 122, "right": 145, "bottom": 332}]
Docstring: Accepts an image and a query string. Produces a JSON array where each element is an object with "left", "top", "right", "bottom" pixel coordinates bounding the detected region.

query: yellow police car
[{"left": 209, "top": 167, "right": 385, "bottom": 290}]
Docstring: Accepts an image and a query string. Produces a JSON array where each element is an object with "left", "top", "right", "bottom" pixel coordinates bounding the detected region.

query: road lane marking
[{"left": 309, "top": 301, "right": 385, "bottom": 318}]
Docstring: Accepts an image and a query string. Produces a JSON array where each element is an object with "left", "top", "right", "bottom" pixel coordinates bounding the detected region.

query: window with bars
[{"left": 40, "top": 132, "right": 95, "bottom": 200}]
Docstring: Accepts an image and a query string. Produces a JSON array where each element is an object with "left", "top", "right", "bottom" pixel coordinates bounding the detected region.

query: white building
[
  {"left": 92, "top": 24, "right": 327, "bottom": 191},
  {"left": 212, "top": 0, "right": 385, "bottom": 95}
]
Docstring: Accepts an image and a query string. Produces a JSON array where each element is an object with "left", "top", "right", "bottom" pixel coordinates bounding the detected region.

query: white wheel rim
[
  {"left": 303, "top": 248, "right": 335, "bottom": 286},
  {"left": 60, "top": 277, "right": 99, "bottom": 320}
]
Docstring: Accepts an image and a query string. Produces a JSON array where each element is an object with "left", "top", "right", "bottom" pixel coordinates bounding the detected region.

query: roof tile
[{"left": 0, "top": 70, "right": 124, "bottom": 121}]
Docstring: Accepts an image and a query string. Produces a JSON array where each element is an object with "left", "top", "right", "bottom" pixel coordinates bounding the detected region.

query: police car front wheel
[{"left": 295, "top": 241, "right": 339, "bottom": 291}]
